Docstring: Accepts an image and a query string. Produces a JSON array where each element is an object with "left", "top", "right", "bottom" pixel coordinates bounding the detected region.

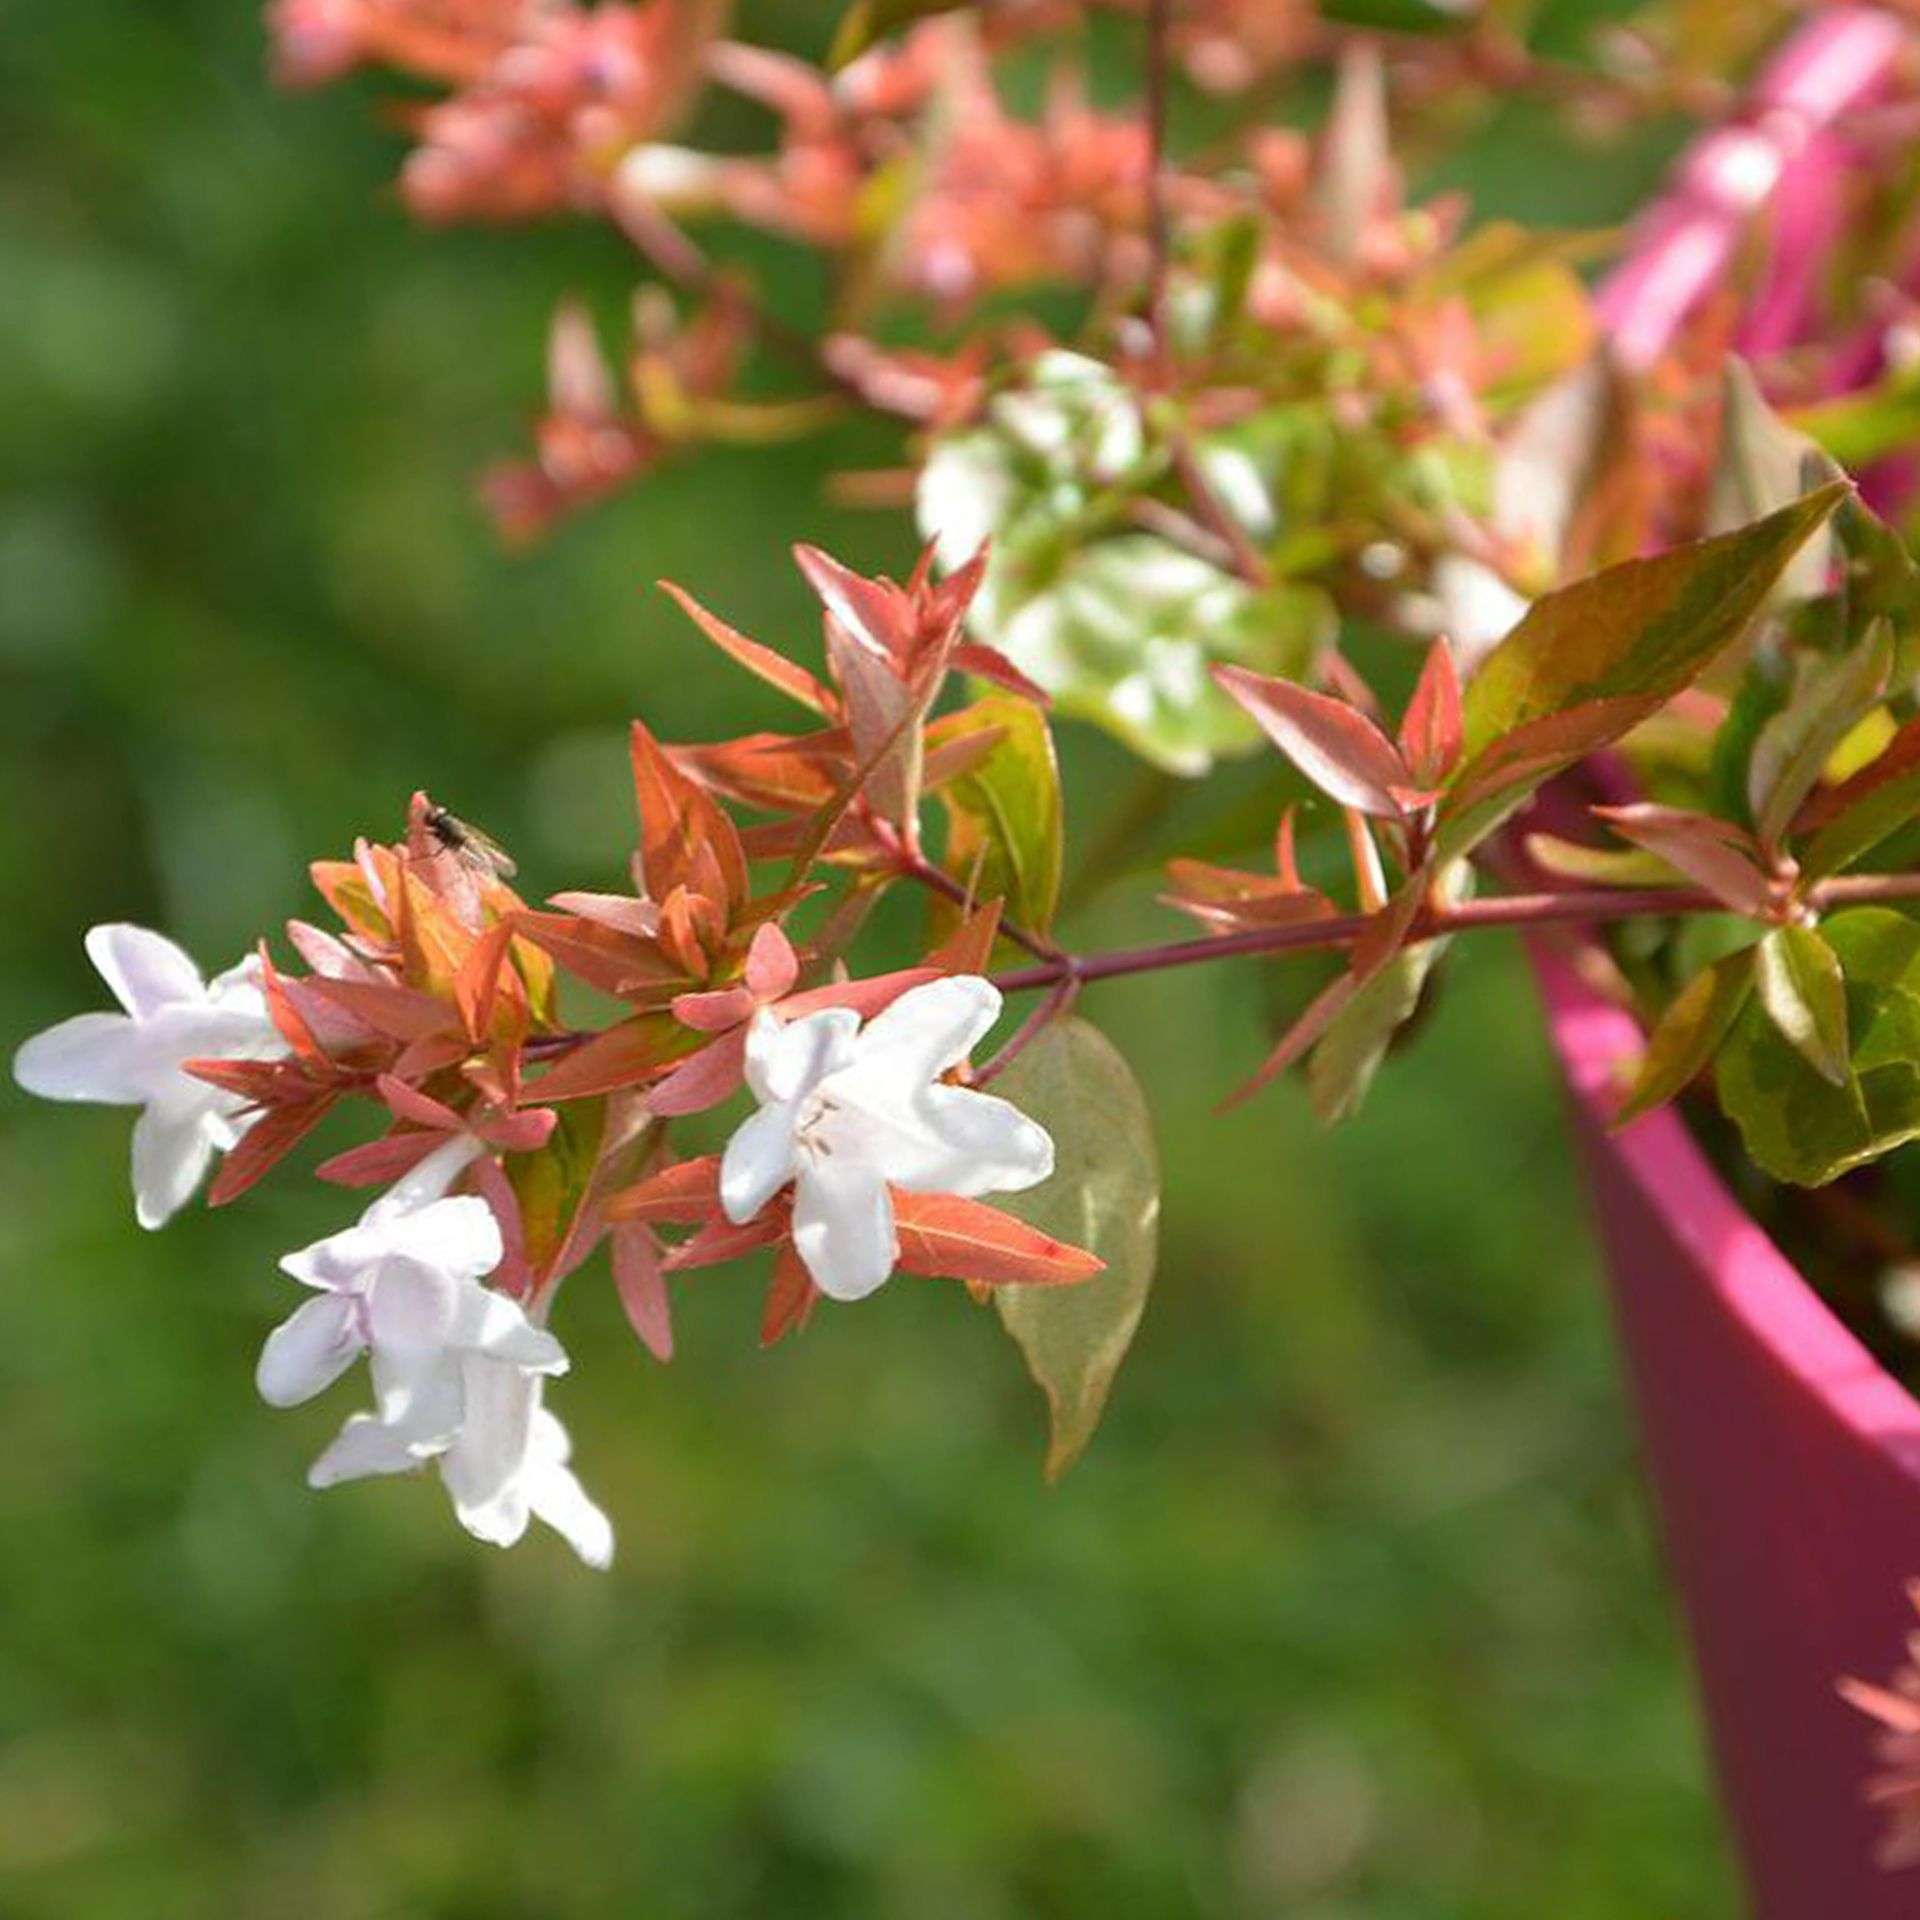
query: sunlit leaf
[
  {"left": 1461, "top": 485, "right": 1847, "bottom": 757},
  {"left": 1617, "top": 949, "right": 1754, "bottom": 1125},
  {"left": 1753, "top": 923, "right": 1850, "bottom": 1086},
  {"left": 927, "top": 692, "right": 1064, "bottom": 939},
  {"left": 1716, "top": 907, "right": 1920, "bottom": 1184},
  {"left": 1747, "top": 619, "right": 1892, "bottom": 849},
  {"left": 991, "top": 1018, "right": 1160, "bottom": 1480}
]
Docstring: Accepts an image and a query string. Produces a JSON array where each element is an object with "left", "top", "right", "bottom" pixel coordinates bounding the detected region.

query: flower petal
[
  {"left": 526, "top": 1412, "right": 614, "bottom": 1569},
  {"left": 364, "top": 1257, "right": 462, "bottom": 1353},
  {"left": 368, "top": 1194, "right": 503, "bottom": 1283},
  {"left": 744, "top": 1006, "right": 860, "bottom": 1106},
  {"left": 85, "top": 924, "right": 205, "bottom": 1020},
  {"left": 853, "top": 975, "right": 1001, "bottom": 1083},
  {"left": 719, "top": 1101, "right": 799, "bottom": 1224},
  {"left": 369, "top": 1135, "right": 485, "bottom": 1218},
  {"left": 256, "top": 1293, "right": 364, "bottom": 1406},
  {"left": 131, "top": 1105, "right": 215, "bottom": 1229},
  {"left": 308, "top": 1411, "right": 435, "bottom": 1487},
  {"left": 449, "top": 1282, "right": 569, "bottom": 1373},
  {"left": 12, "top": 1012, "right": 146, "bottom": 1104},
  {"left": 906, "top": 1086, "right": 1054, "bottom": 1197},
  {"left": 791, "top": 1159, "right": 896, "bottom": 1302},
  {"left": 439, "top": 1356, "right": 536, "bottom": 1546},
  {"left": 368, "top": 1343, "right": 465, "bottom": 1440}
]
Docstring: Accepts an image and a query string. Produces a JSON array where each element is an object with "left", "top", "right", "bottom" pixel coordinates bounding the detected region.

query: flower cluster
[{"left": 14, "top": 549, "right": 1111, "bottom": 1563}]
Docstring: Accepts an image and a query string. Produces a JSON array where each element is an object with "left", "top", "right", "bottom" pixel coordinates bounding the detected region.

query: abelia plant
[{"left": 28, "top": 0, "right": 1920, "bottom": 1872}]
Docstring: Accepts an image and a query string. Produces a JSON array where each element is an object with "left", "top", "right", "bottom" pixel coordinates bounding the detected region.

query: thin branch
[
  {"left": 889, "top": 842, "right": 1063, "bottom": 964},
  {"left": 990, "top": 872, "right": 1920, "bottom": 996}
]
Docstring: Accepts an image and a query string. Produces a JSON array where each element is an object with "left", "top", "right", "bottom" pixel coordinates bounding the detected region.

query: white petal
[
  {"left": 13, "top": 1012, "right": 146, "bottom": 1104},
  {"left": 367, "top": 1135, "right": 485, "bottom": 1220},
  {"left": 257, "top": 1293, "right": 364, "bottom": 1407},
  {"left": 791, "top": 1159, "right": 896, "bottom": 1302},
  {"left": 448, "top": 1281, "right": 569, "bottom": 1373},
  {"left": 85, "top": 924, "right": 205, "bottom": 1020},
  {"left": 131, "top": 1105, "right": 216, "bottom": 1229},
  {"left": 308, "top": 1411, "right": 436, "bottom": 1487},
  {"left": 363, "top": 1257, "right": 462, "bottom": 1353},
  {"left": 439, "top": 1356, "right": 536, "bottom": 1545},
  {"left": 744, "top": 1006, "right": 860, "bottom": 1105},
  {"left": 367, "top": 1194, "right": 502, "bottom": 1283},
  {"left": 719, "top": 1101, "right": 798, "bottom": 1223},
  {"left": 853, "top": 975, "right": 1000, "bottom": 1084},
  {"left": 903, "top": 1086, "right": 1054, "bottom": 1197},
  {"left": 368, "top": 1343, "right": 465, "bottom": 1440},
  {"left": 280, "top": 1220, "right": 383, "bottom": 1292},
  {"left": 527, "top": 1414, "right": 614, "bottom": 1569}
]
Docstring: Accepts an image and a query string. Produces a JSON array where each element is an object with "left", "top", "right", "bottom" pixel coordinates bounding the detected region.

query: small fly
[{"left": 423, "top": 802, "right": 518, "bottom": 881}]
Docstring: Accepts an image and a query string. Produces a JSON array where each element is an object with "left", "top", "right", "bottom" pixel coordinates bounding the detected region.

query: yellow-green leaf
[
  {"left": 929, "top": 692, "right": 1064, "bottom": 939},
  {"left": 1617, "top": 949, "right": 1754, "bottom": 1126}
]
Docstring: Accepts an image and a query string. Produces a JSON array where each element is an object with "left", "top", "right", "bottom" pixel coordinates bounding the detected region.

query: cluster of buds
[{"left": 14, "top": 548, "right": 1106, "bottom": 1564}]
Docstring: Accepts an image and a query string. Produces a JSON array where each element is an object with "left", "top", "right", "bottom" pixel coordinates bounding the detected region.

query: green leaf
[
  {"left": 1617, "top": 949, "right": 1753, "bottom": 1125},
  {"left": 1307, "top": 937, "right": 1441, "bottom": 1124},
  {"left": 1754, "top": 924, "right": 1850, "bottom": 1086},
  {"left": 929, "top": 692, "right": 1064, "bottom": 938},
  {"left": 1320, "top": 0, "right": 1477, "bottom": 32},
  {"left": 1801, "top": 717, "right": 1920, "bottom": 879},
  {"left": 1715, "top": 907, "right": 1920, "bottom": 1184},
  {"left": 1747, "top": 620, "right": 1893, "bottom": 848},
  {"left": 1460, "top": 484, "right": 1848, "bottom": 759},
  {"left": 507, "top": 1097, "right": 608, "bottom": 1281},
  {"left": 828, "top": 0, "right": 968, "bottom": 67},
  {"left": 991, "top": 1018, "right": 1160, "bottom": 1480}
]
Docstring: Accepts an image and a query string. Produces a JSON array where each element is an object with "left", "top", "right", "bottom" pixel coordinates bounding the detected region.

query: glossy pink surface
[{"left": 1532, "top": 943, "right": 1920, "bottom": 1916}]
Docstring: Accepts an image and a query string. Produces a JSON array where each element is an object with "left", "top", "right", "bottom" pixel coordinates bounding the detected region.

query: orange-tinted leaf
[
  {"left": 1592, "top": 804, "right": 1774, "bottom": 916},
  {"left": 315, "top": 1130, "right": 446, "bottom": 1188},
  {"left": 1399, "top": 639, "right": 1463, "bottom": 787},
  {"left": 631, "top": 719, "right": 749, "bottom": 912},
  {"left": 657, "top": 578, "right": 834, "bottom": 714},
  {"left": 892, "top": 1191, "right": 1103, "bottom": 1287},
  {"left": 760, "top": 1245, "right": 820, "bottom": 1346},
  {"left": 604, "top": 1153, "right": 723, "bottom": 1225},
  {"left": 529, "top": 1013, "right": 698, "bottom": 1103},
  {"left": 208, "top": 1094, "right": 340, "bottom": 1206},
  {"left": 613, "top": 1223, "right": 674, "bottom": 1361}
]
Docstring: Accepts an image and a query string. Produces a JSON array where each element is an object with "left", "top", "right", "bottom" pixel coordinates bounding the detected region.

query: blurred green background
[{"left": 0, "top": 2, "right": 1736, "bottom": 1914}]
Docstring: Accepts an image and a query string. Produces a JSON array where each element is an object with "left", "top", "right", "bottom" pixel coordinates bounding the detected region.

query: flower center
[{"left": 792, "top": 1087, "right": 841, "bottom": 1161}]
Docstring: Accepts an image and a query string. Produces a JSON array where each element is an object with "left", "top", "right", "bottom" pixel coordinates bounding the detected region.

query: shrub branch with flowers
[{"left": 27, "top": 0, "right": 1920, "bottom": 1865}]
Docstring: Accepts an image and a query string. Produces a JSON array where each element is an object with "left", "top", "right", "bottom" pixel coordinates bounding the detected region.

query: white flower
[
  {"left": 719, "top": 975, "right": 1055, "bottom": 1303},
  {"left": 13, "top": 924, "right": 286, "bottom": 1228},
  {"left": 263, "top": 1145, "right": 612, "bottom": 1568}
]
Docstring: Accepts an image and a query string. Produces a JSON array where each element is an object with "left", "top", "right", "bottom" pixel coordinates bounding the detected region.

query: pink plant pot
[{"left": 1531, "top": 941, "right": 1920, "bottom": 1917}]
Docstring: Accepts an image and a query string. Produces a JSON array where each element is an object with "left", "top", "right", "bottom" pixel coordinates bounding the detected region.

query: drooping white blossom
[
  {"left": 719, "top": 975, "right": 1055, "bottom": 1303},
  {"left": 12, "top": 924, "right": 286, "bottom": 1228},
  {"left": 262, "top": 1143, "right": 612, "bottom": 1568}
]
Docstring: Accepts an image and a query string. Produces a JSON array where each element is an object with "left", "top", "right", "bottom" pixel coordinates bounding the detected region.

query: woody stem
[{"left": 989, "top": 872, "right": 1920, "bottom": 996}]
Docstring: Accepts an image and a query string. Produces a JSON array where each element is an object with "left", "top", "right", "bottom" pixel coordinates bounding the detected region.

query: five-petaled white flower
[
  {"left": 13, "top": 923, "right": 286, "bottom": 1228},
  {"left": 262, "top": 1141, "right": 613, "bottom": 1568},
  {"left": 719, "top": 975, "right": 1054, "bottom": 1302}
]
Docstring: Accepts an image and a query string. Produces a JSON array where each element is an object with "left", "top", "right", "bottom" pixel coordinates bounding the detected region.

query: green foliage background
[{"left": 0, "top": 2, "right": 1737, "bottom": 1912}]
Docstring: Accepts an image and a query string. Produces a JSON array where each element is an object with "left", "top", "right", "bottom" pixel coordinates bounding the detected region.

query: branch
[{"left": 990, "top": 871, "right": 1920, "bottom": 996}]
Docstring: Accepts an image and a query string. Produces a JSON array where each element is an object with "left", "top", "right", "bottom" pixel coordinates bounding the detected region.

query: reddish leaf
[
  {"left": 453, "top": 918, "right": 516, "bottom": 1041},
  {"left": 376, "top": 1074, "right": 460, "bottom": 1129},
  {"left": 613, "top": 1223, "right": 675, "bottom": 1361},
  {"left": 1592, "top": 804, "right": 1776, "bottom": 917},
  {"left": 647, "top": 1026, "right": 750, "bottom": 1117},
  {"left": 605, "top": 1153, "right": 723, "bottom": 1225},
  {"left": 657, "top": 578, "right": 834, "bottom": 714},
  {"left": 300, "top": 975, "right": 454, "bottom": 1043},
  {"left": 183, "top": 1057, "right": 319, "bottom": 1105},
  {"left": 892, "top": 1191, "right": 1104, "bottom": 1287},
  {"left": 923, "top": 900, "right": 1004, "bottom": 975},
  {"left": 529, "top": 1013, "right": 698, "bottom": 1103},
  {"left": 208, "top": 1095, "right": 340, "bottom": 1207},
  {"left": 663, "top": 1211, "right": 784, "bottom": 1271},
  {"left": 674, "top": 732, "right": 848, "bottom": 814},
  {"left": 760, "top": 1244, "right": 820, "bottom": 1347},
  {"left": 1212, "top": 665, "right": 1415, "bottom": 820},
  {"left": 794, "top": 543, "right": 914, "bottom": 667},
  {"left": 631, "top": 719, "right": 749, "bottom": 912},
  {"left": 952, "top": 642, "right": 1050, "bottom": 706},
  {"left": 545, "top": 891, "right": 661, "bottom": 938},
  {"left": 1398, "top": 640, "right": 1464, "bottom": 787},
  {"left": 743, "top": 922, "right": 799, "bottom": 999},
  {"left": 511, "top": 910, "right": 685, "bottom": 1002},
  {"left": 315, "top": 1130, "right": 446, "bottom": 1188}
]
